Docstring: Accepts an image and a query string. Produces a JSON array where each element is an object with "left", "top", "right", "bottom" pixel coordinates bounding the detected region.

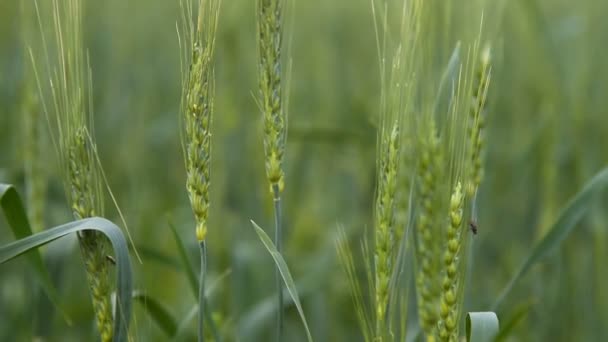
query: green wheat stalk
[
  {"left": 178, "top": 0, "right": 221, "bottom": 341},
  {"left": 256, "top": 0, "right": 287, "bottom": 338}
]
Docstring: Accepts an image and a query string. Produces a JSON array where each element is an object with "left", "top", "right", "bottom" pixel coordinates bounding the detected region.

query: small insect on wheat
[
  {"left": 469, "top": 220, "right": 478, "bottom": 235},
  {"left": 106, "top": 255, "right": 116, "bottom": 265}
]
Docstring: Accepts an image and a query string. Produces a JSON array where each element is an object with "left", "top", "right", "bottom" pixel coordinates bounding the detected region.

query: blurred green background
[{"left": 1, "top": 0, "right": 607, "bottom": 341}]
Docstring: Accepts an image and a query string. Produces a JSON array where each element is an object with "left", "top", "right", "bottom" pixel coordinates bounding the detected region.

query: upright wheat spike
[
  {"left": 33, "top": 0, "right": 114, "bottom": 340},
  {"left": 257, "top": 0, "right": 286, "bottom": 338},
  {"left": 68, "top": 127, "right": 113, "bottom": 342},
  {"left": 466, "top": 45, "right": 491, "bottom": 197},
  {"left": 180, "top": 0, "right": 220, "bottom": 340},
  {"left": 436, "top": 182, "right": 464, "bottom": 342},
  {"left": 22, "top": 76, "right": 46, "bottom": 233},
  {"left": 374, "top": 122, "right": 400, "bottom": 340},
  {"left": 415, "top": 118, "right": 443, "bottom": 339},
  {"left": 21, "top": 0, "right": 47, "bottom": 233}
]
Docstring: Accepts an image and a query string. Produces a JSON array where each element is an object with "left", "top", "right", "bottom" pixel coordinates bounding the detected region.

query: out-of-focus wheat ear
[
  {"left": 22, "top": 74, "right": 47, "bottom": 234},
  {"left": 413, "top": 117, "right": 444, "bottom": 339},
  {"left": 466, "top": 44, "right": 491, "bottom": 197},
  {"left": 374, "top": 122, "right": 400, "bottom": 340},
  {"left": 21, "top": 1, "right": 47, "bottom": 233}
]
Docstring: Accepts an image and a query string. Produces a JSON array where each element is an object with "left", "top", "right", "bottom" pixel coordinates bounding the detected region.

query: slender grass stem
[
  {"left": 272, "top": 183, "right": 283, "bottom": 341},
  {"left": 198, "top": 241, "right": 207, "bottom": 342}
]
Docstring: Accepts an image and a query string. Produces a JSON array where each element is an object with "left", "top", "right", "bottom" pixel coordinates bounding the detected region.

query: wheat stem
[
  {"left": 257, "top": 0, "right": 286, "bottom": 338},
  {"left": 198, "top": 241, "right": 208, "bottom": 342},
  {"left": 272, "top": 184, "right": 284, "bottom": 339}
]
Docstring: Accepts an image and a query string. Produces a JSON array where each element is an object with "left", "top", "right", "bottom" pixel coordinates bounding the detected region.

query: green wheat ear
[
  {"left": 257, "top": 0, "right": 286, "bottom": 195},
  {"left": 414, "top": 117, "right": 443, "bottom": 338},
  {"left": 181, "top": 0, "right": 220, "bottom": 243},
  {"left": 31, "top": 0, "right": 114, "bottom": 339},
  {"left": 178, "top": 0, "right": 221, "bottom": 341},
  {"left": 374, "top": 122, "right": 400, "bottom": 339},
  {"left": 466, "top": 44, "right": 491, "bottom": 197},
  {"left": 436, "top": 181, "right": 464, "bottom": 342},
  {"left": 256, "top": 0, "right": 288, "bottom": 338}
]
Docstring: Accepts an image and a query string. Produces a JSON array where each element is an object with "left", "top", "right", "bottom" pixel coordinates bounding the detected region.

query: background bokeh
[{"left": 1, "top": 0, "right": 607, "bottom": 341}]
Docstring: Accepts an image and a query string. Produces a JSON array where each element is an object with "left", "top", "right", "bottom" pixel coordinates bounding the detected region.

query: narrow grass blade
[
  {"left": 494, "top": 300, "right": 534, "bottom": 341},
  {"left": 0, "top": 217, "right": 133, "bottom": 342},
  {"left": 466, "top": 312, "right": 499, "bottom": 342},
  {"left": 250, "top": 220, "right": 313, "bottom": 342},
  {"left": 135, "top": 244, "right": 180, "bottom": 269},
  {"left": 133, "top": 290, "right": 177, "bottom": 337},
  {"left": 0, "top": 183, "right": 70, "bottom": 324},
  {"left": 173, "top": 304, "right": 198, "bottom": 342},
  {"left": 493, "top": 167, "right": 608, "bottom": 310},
  {"left": 169, "top": 220, "right": 198, "bottom": 296}
]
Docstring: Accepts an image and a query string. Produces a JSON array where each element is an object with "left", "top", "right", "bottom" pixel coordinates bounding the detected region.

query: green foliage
[
  {"left": 493, "top": 167, "right": 608, "bottom": 310},
  {"left": 1, "top": 0, "right": 608, "bottom": 340},
  {"left": 0, "top": 216, "right": 133, "bottom": 342},
  {"left": 0, "top": 184, "right": 68, "bottom": 322},
  {"left": 251, "top": 220, "right": 313, "bottom": 342}
]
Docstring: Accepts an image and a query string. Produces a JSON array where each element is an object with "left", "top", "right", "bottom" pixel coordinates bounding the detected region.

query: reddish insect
[{"left": 469, "top": 220, "right": 478, "bottom": 235}]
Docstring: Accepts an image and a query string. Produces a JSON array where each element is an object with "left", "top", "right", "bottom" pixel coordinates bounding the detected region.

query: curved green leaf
[
  {"left": 133, "top": 290, "right": 177, "bottom": 337},
  {"left": 250, "top": 220, "right": 313, "bottom": 342},
  {"left": 466, "top": 312, "right": 499, "bottom": 342},
  {"left": 0, "top": 217, "right": 133, "bottom": 342},
  {"left": 493, "top": 167, "right": 608, "bottom": 310},
  {"left": 0, "top": 183, "right": 70, "bottom": 324}
]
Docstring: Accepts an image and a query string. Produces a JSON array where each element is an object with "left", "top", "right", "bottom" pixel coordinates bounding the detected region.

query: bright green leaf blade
[
  {"left": 250, "top": 220, "right": 313, "bottom": 342},
  {"left": 493, "top": 167, "right": 608, "bottom": 310},
  {"left": 466, "top": 312, "right": 499, "bottom": 342},
  {"left": 0, "top": 183, "right": 70, "bottom": 324},
  {"left": 0, "top": 217, "right": 133, "bottom": 342},
  {"left": 133, "top": 290, "right": 177, "bottom": 337}
]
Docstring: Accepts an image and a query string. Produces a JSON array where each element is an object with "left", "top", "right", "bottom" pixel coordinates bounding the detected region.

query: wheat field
[{"left": 1, "top": 0, "right": 607, "bottom": 341}]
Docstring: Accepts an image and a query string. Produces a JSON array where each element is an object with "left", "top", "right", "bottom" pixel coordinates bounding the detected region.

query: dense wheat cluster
[{"left": 1, "top": 0, "right": 608, "bottom": 341}]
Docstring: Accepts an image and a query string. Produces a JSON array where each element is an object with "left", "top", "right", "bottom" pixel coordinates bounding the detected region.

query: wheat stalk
[
  {"left": 257, "top": 0, "right": 287, "bottom": 338},
  {"left": 179, "top": 0, "right": 220, "bottom": 340},
  {"left": 30, "top": 0, "right": 114, "bottom": 340}
]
